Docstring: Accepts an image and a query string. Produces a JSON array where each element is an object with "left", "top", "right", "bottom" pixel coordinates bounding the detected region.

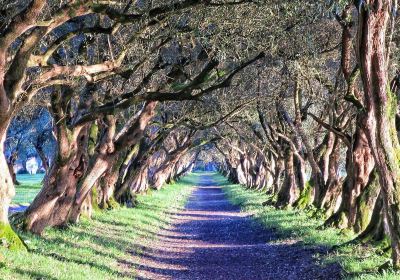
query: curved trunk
[
  {"left": 69, "top": 101, "right": 157, "bottom": 223},
  {"left": 24, "top": 125, "right": 89, "bottom": 234},
  {"left": 113, "top": 144, "right": 140, "bottom": 200},
  {"left": 226, "top": 159, "right": 239, "bottom": 183},
  {"left": 114, "top": 152, "right": 150, "bottom": 206},
  {"left": 276, "top": 147, "right": 298, "bottom": 208},
  {"left": 98, "top": 168, "right": 119, "bottom": 210},
  {"left": 98, "top": 153, "right": 126, "bottom": 210},
  {"left": 354, "top": 170, "right": 380, "bottom": 232},
  {"left": 319, "top": 138, "right": 343, "bottom": 216},
  {"left": 152, "top": 164, "right": 174, "bottom": 190},
  {"left": 7, "top": 153, "right": 19, "bottom": 185},
  {"left": 318, "top": 132, "right": 335, "bottom": 183},
  {"left": 129, "top": 163, "right": 150, "bottom": 194},
  {"left": 34, "top": 144, "right": 49, "bottom": 175},
  {"left": 324, "top": 125, "right": 375, "bottom": 231},
  {"left": 271, "top": 156, "right": 284, "bottom": 196},
  {"left": 356, "top": 2, "right": 400, "bottom": 267},
  {"left": 264, "top": 153, "right": 275, "bottom": 192},
  {"left": 355, "top": 193, "right": 386, "bottom": 244},
  {"left": 115, "top": 155, "right": 145, "bottom": 202},
  {"left": 152, "top": 145, "right": 190, "bottom": 190},
  {"left": 68, "top": 152, "right": 116, "bottom": 223},
  {"left": 0, "top": 123, "right": 26, "bottom": 249}
]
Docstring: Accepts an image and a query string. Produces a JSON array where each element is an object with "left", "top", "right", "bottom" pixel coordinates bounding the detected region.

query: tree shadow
[
  {"left": 12, "top": 268, "right": 59, "bottom": 280},
  {"left": 132, "top": 177, "right": 344, "bottom": 280}
]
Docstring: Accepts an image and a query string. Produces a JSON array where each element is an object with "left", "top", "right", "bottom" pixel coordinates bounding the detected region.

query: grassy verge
[
  {"left": 215, "top": 173, "right": 400, "bottom": 280},
  {"left": 1, "top": 173, "right": 198, "bottom": 280},
  {"left": 13, "top": 174, "right": 44, "bottom": 205}
]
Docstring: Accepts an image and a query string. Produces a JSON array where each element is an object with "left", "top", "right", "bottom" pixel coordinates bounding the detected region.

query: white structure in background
[
  {"left": 26, "top": 157, "right": 39, "bottom": 174},
  {"left": 14, "top": 163, "right": 24, "bottom": 174}
]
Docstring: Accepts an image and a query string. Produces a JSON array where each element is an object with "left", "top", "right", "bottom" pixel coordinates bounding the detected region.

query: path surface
[{"left": 134, "top": 174, "right": 342, "bottom": 280}]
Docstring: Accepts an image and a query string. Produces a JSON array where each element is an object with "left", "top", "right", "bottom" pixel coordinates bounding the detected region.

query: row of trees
[
  {"left": 216, "top": 0, "right": 400, "bottom": 269},
  {"left": 0, "top": 0, "right": 266, "bottom": 249},
  {"left": 2, "top": 0, "right": 400, "bottom": 271}
]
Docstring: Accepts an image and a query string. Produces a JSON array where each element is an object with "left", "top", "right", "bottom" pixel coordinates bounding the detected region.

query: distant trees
[
  {"left": 2, "top": 0, "right": 400, "bottom": 271},
  {"left": 215, "top": 0, "right": 400, "bottom": 269},
  {"left": 1, "top": 0, "right": 264, "bottom": 246}
]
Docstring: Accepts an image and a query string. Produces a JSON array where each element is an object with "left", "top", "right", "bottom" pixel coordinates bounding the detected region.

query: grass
[
  {"left": 0, "top": 173, "right": 198, "bottom": 280},
  {"left": 16, "top": 174, "right": 45, "bottom": 185},
  {"left": 12, "top": 174, "right": 44, "bottom": 205},
  {"left": 215, "top": 173, "right": 400, "bottom": 280}
]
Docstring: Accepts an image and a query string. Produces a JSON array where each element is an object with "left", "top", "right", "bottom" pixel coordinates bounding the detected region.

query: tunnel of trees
[{"left": 2, "top": 0, "right": 400, "bottom": 272}]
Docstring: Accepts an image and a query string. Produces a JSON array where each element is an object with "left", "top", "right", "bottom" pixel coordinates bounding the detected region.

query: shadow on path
[{"left": 133, "top": 174, "right": 342, "bottom": 280}]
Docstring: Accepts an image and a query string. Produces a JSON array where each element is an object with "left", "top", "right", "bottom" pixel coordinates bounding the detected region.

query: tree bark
[
  {"left": 276, "top": 147, "right": 298, "bottom": 208},
  {"left": 7, "top": 152, "right": 20, "bottom": 185},
  {"left": 319, "top": 137, "right": 343, "bottom": 216},
  {"left": 0, "top": 120, "right": 26, "bottom": 249},
  {"left": 34, "top": 143, "right": 50, "bottom": 175},
  {"left": 325, "top": 125, "right": 375, "bottom": 230},
  {"left": 152, "top": 146, "right": 190, "bottom": 190},
  {"left": 356, "top": 1, "right": 400, "bottom": 267},
  {"left": 69, "top": 101, "right": 157, "bottom": 223},
  {"left": 23, "top": 124, "right": 90, "bottom": 234}
]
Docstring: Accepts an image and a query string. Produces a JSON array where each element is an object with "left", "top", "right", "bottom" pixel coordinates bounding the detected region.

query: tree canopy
[{"left": 2, "top": 0, "right": 400, "bottom": 272}]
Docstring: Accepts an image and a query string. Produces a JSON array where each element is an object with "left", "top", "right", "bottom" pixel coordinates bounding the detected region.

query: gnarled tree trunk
[
  {"left": 23, "top": 123, "right": 90, "bottom": 234},
  {"left": 276, "top": 147, "right": 298, "bottom": 208},
  {"left": 325, "top": 125, "right": 375, "bottom": 230},
  {"left": 69, "top": 101, "right": 157, "bottom": 223},
  {"left": 356, "top": 1, "right": 400, "bottom": 267}
]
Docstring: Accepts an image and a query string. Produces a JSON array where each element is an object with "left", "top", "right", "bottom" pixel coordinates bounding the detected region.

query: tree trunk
[
  {"left": 69, "top": 101, "right": 157, "bottom": 223},
  {"left": 356, "top": 1, "right": 400, "bottom": 267},
  {"left": 129, "top": 162, "right": 150, "bottom": 195},
  {"left": 276, "top": 147, "right": 298, "bottom": 208},
  {"left": 0, "top": 122, "right": 26, "bottom": 249},
  {"left": 324, "top": 125, "right": 375, "bottom": 230},
  {"left": 23, "top": 125, "right": 90, "bottom": 234},
  {"left": 114, "top": 141, "right": 148, "bottom": 201},
  {"left": 7, "top": 152, "right": 20, "bottom": 185},
  {"left": 355, "top": 193, "right": 386, "bottom": 244},
  {"left": 319, "top": 138, "right": 343, "bottom": 217},
  {"left": 113, "top": 144, "right": 140, "bottom": 200},
  {"left": 271, "top": 156, "right": 284, "bottom": 196},
  {"left": 354, "top": 170, "right": 380, "bottom": 232},
  {"left": 34, "top": 144, "right": 49, "bottom": 175},
  {"left": 98, "top": 155, "right": 124, "bottom": 210}
]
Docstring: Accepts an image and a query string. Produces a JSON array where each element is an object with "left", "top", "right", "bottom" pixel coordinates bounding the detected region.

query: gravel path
[{"left": 134, "top": 174, "right": 342, "bottom": 280}]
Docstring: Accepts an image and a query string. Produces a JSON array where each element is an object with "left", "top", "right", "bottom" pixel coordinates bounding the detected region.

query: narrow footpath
[{"left": 134, "top": 174, "right": 342, "bottom": 280}]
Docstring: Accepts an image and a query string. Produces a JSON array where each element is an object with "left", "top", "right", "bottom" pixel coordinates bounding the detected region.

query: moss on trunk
[
  {"left": 0, "top": 222, "right": 27, "bottom": 251},
  {"left": 354, "top": 171, "right": 380, "bottom": 232},
  {"left": 293, "top": 180, "right": 313, "bottom": 210},
  {"left": 91, "top": 186, "right": 100, "bottom": 212}
]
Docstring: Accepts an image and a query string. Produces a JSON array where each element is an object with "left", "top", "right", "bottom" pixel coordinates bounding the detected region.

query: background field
[{"left": 12, "top": 174, "right": 44, "bottom": 205}]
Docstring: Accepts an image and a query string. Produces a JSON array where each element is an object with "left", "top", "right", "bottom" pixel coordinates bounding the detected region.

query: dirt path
[{"left": 133, "top": 174, "right": 342, "bottom": 280}]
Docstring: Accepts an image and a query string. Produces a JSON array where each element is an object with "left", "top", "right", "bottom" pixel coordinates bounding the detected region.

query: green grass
[
  {"left": 16, "top": 174, "right": 45, "bottom": 185},
  {"left": 216, "top": 173, "right": 400, "bottom": 280},
  {"left": 12, "top": 174, "right": 44, "bottom": 205},
  {"left": 1, "top": 173, "right": 198, "bottom": 280}
]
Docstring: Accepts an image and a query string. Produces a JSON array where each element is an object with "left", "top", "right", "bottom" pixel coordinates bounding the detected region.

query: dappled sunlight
[
  {"left": 133, "top": 173, "right": 342, "bottom": 280},
  {"left": 0, "top": 174, "right": 198, "bottom": 280}
]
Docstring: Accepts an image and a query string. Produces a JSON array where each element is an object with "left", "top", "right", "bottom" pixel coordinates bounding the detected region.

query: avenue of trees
[{"left": 2, "top": 0, "right": 400, "bottom": 270}]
